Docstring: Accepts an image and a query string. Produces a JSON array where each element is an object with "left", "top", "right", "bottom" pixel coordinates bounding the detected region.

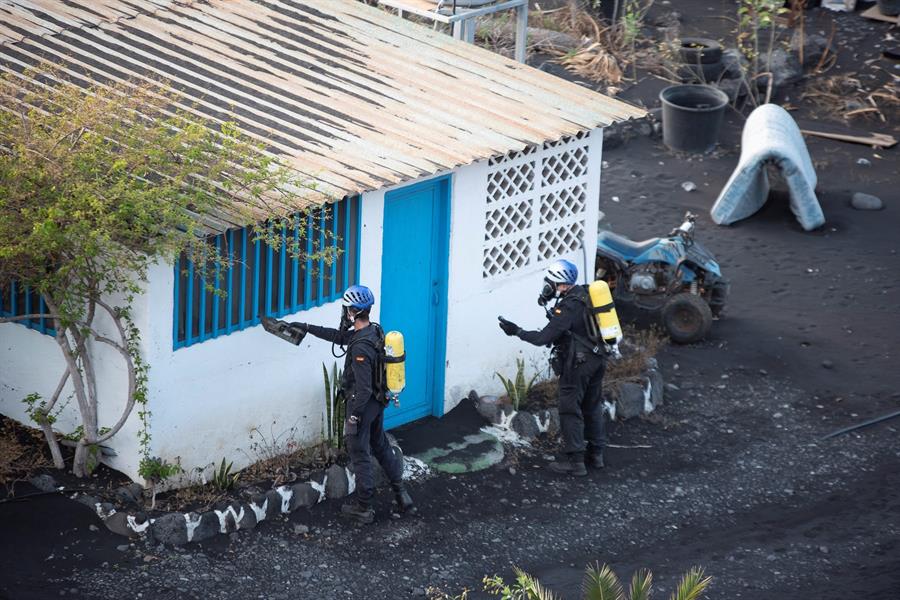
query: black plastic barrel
[{"left": 660, "top": 85, "right": 729, "bottom": 153}]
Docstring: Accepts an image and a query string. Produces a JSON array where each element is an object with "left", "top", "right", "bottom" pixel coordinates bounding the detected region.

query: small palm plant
[
  {"left": 481, "top": 564, "right": 710, "bottom": 600},
  {"left": 495, "top": 358, "right": 539, "bottom": 411},
  {"left": 322, "top": 362, "right": 345, "bottom": 449}
]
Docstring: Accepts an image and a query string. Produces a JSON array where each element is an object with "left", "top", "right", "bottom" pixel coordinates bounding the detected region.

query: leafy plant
[
  {"left": 480, "top": 564, "right": 710, "bottom": 600},
  {"left": 212, "top": 457, "right": 239, "bottom": 491},
  {"left": 736, "top": 0, "right": 789, "bottom": 104},
  {"left": 139, "top": 455, "right": 183, "bottom": 509},
  {"left": 0, "top": 64, "right": 331, "bottom": 477},
  {"left": 495, "top": 358, "right": 539, "bottom": 411},
  {"left": 323, "top": 362, "right": 346, "bottom": 449}
]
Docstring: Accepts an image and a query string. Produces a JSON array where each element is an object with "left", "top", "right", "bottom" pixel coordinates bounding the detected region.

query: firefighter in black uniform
[
  {"left": 293, "top": 285, "right": 415, "bottom": 524},
  {"left": 498, "top": 260, "right": 607, "bottom": 476}
]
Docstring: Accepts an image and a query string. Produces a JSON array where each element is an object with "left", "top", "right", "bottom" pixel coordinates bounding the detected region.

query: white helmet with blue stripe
[{"left": 544, "top": 259, "right": 578, "bottom": 285}]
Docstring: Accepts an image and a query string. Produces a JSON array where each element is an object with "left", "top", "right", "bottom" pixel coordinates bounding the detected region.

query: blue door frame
[{"left": 380, "top": 176, "right": 451, "bottom": 429}]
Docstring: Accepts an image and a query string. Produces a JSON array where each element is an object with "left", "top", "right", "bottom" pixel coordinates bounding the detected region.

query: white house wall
[
  {"left": 442, "top": 129, "right": 604, "bottom": 410},
  {"left": 0, "top": 289, "right": 147, "bottom": 479}
]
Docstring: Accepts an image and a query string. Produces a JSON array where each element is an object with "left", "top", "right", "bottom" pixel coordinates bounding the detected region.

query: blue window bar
[
  {"left": 0, "top": 282, "right": 56, "bottom": 336},
  {"left": 173, "top": 196, "right": 361, "bottom": 350}
]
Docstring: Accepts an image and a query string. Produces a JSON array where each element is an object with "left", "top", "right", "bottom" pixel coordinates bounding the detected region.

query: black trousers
[
  {"left": 558, "top": 356, "right": 607, "bottom": 459},
  {"left": 345, "top": 399, "right": 404, "bottom": 505}
]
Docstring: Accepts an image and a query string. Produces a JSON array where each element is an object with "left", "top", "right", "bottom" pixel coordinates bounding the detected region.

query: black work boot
[
  {"left": 390, "top": 483, "right": 417, "bottom": 519},
  {"left": 547, "top": 455, "right": 587, "bottom": 477},
  {"left": 341, "top": 500, "right": 375, "bottom": 524},
  {"left": 585, "top": 452, "right": 605, "bottom": 469}
]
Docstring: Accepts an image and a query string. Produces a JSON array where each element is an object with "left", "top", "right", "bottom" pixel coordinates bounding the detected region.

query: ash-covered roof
[{"left": 0, "top": 0, "right": 643, "bottom": 230}]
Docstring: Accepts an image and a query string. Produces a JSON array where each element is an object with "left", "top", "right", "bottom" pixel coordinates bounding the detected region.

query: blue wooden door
[{"left": 380, "top": 176, "right": 451, "bottom": 429}]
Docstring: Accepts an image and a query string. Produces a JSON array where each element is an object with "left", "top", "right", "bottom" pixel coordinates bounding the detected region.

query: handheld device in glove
[
  {"left": 497, "top": 316, "right": 521, "bottom": 336},
  {"left": 261, "top": 316, "right": 307, "bottom": 345}
]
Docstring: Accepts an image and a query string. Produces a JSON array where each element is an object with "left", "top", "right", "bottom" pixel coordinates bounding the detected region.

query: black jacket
[
  {"left": 305, "top": 324, "right": 381, "bottom": 418},
  {"left": 517, "top": 285, "right": 595, "bottom": 357}
]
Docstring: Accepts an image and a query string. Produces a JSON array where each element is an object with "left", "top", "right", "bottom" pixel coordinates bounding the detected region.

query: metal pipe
[{"left": 821, "top": 408, "right": 900, "bottom": 440}]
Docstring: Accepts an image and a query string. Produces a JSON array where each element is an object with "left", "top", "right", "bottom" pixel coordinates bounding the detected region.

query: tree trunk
[{"left": 39, "top": 420, "right": 65, "bottom": 470}]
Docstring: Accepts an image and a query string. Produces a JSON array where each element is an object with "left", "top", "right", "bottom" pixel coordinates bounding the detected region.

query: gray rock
[
  {"left": 475, "top": 395, "right": 503, "bottom": 424},
  {"left": 289, "top": 482, "right": 320, "bottom": 511},
  {"left": 116, "top": 544, "right": 130, "bottom": 552},
  {"left": 721, "top": 48, "right": 747, "bottom": 80},
  {"left": 215, "top": 502, "right": 241, "bottom": 534},
  {"left": 97, "top": 502, "right": 116, "bottom": 519},
  {"left": 537, "top": 408, "right": 560, "bottom": 436},
  {"left": 615, "top": 382, "right": 646, "bottom": 420},
  {"left": 265, "top": 490, "right": 285, "bottom": 518},
  {"left": 75, "top": 494, "right": 100, "bottom": 511},
  {"left": 103, "top": 511, "right": 138, "bottom": 538},
  {"left": 29, "top": 474, "right": 57, "bottom": 492},
  {"left": 237, "top": 503, "right": 258, "bottom": 530},
  {"left": 791, "top": 31, "right": 828, "bottom": 68},
  {"left": 851, "top": 192, "right": 883, "bottom": 211},
  {"left": 190, "top": 511, "right": 221, "bottom": 543},
  {"left": 648, "top": 369, "right": 665, "bottom": 408},
  {"left": 293, "top": 524, "right": 310, "bottom": 535},
  {"left": 114, "top": 483, "right": 144, "bottom": 506},
  {"left": 467, "top": 390, "right": 480, "bottom": 405},
  {"left": 821, "top": 359, "right": 835, "bottom": 370},
  {"left": 150, "top": 513, "right": 188, "bottom": 546},
  {"left": 510, "top": 411, "right": 540, "bottom": 440},
  {"left": 324, "top": 464, "right": 349, "bottom": 499}
]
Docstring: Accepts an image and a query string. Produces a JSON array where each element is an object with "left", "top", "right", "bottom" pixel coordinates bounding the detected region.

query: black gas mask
[
  {"left": 340, "top": 306, "right": 355, "bottom": 331},
  {"left": 537, "top": 278, "right": 557, "bottom": 307}
]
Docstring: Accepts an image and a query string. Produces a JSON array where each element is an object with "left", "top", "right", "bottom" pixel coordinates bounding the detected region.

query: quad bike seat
[{"left": 597, "top": 230, "right": 661, "bottom": 259}]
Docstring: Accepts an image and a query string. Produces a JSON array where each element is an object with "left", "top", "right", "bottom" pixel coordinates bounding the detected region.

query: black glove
[
  {"left": 289, "top": 322, "right": 309, "bottom": 333},
  {"left": 498, "top": 316, "right": 521, "bottom": 337}
]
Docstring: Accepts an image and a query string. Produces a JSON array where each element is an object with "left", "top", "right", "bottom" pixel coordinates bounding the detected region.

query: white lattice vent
[
  {"left": 540, "top": 184, "right": 586, "bottom": 224},
  {"left": 485, "top": 200, "right": 532, "bottom": 241},
  {"left": 483, "top": 236, "right": 531, "bottom": 277},
  {"left": 541, "top": 146, "right": 588, "bottom": 187},
  {"left": 487, "top": 161, "right": 534, "bottom": 203},
  {"left": 482, "top": 131, "right": 594, "bottom": 279},
  {"left": 538, "top": 221, "right": 584, "bottom": 261}
]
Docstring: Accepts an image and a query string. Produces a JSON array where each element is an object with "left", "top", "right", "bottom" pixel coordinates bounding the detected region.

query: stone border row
[
  {"left": 474, "top": 358, "right": 665, "bottom": 438},
  {"left": 29, "top": 441, "right": 426, "bottom": 546}
]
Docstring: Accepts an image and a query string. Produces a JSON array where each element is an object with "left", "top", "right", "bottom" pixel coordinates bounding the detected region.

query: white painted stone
[
  {"left": 184, "top": 513, "right": 202, "bottom": 543},
  {"left": 309, "top": 479, "right": 326, "bottom": 504},
  {"left": 214, "top": 505, "right": 244, "bottom": 533},
  {"left": 126, "top": 515, "right": 150, "bottom": 534},
  {"left": 345, "top": 467, "right": 356, "bottom": 495},
  {"left": 249, "top": 499, "right": 267, "bottom": 523},
  {"left": 275, "top": 486, "right": 293, "bottom": 513}
]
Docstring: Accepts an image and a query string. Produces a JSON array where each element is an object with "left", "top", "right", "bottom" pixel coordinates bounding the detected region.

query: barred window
[
  {"left": 0, "top": 283, "right": 55, "bottom": 336},
  {"left": 173, "top": 196, "right": 361, "bottom": 349}
]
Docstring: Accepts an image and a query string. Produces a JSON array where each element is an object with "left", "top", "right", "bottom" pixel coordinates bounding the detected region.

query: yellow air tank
[
  {"left": 384, "top": 331, "right": 406, "bottom": 400},
  {"left": 588, "top": 280, "right": 623, "bottom": 346}
]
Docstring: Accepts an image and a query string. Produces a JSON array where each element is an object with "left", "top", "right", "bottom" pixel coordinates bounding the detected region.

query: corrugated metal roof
[{"left": 0, "top": 0, "right": 644, "bottom": 230}]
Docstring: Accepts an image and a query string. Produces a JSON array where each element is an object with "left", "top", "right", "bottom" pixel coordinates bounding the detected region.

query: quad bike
[{"left": 595, "top": 212, "right": 728, "bottom": 343}]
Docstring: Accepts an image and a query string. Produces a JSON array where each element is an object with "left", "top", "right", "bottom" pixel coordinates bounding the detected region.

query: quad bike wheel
[{"left": 662, "top": 293, "right": 713, "bottom": 344}]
